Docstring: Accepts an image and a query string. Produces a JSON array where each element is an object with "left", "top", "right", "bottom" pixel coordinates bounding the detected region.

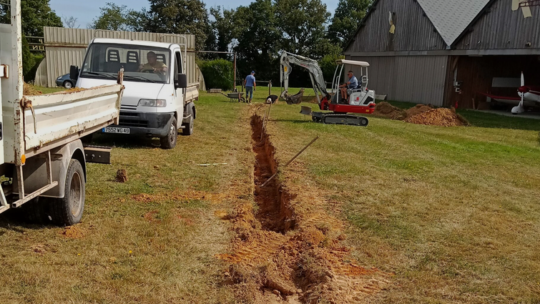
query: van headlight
[{"left": 138, "top": 99, "right": 167, "bottom": 107}]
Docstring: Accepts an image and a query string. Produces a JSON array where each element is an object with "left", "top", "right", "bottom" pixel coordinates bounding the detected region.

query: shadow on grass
[
  {"left": 90, "top": 133, "right": 163, "bottom": 149},
  {"left": 457, "top": 110, "right": 540, "bottom": 132},
  {"left": 0, "top": 210, "right": 56, "bottom": 231}
]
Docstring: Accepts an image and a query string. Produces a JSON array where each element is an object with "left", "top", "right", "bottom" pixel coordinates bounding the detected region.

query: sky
[{"left": 50, "top": 0, "right": 340, "bottom": 29}]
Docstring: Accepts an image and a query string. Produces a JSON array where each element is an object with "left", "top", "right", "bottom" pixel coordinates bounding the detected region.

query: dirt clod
[
  {"left": 62, "top": 226, "right": 85, "bottom": 239},
  {"left": 116, "top": 169, "right": 128, "bottom": 182}
]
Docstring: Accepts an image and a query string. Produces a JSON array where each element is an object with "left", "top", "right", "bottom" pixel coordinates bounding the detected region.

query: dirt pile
[
  {"left": 405, "top": 104, "right": 433, "bottom": 117},
  {"left": 405, "top": 108, "right": 467, "bottom": 127},
  {"left": 216, "top": 114, "right": 390, "bottom": 303},
  {"left": 373, "top": 102, "right": 406, "bottom": 120}
]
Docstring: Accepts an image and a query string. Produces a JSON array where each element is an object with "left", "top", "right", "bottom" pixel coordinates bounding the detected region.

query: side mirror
[
  {"left": 176, "top": 73, "right": 187, "bottom": 89},
  {"left": 70, "top": 65, "right": 80, "bottom": 81}
]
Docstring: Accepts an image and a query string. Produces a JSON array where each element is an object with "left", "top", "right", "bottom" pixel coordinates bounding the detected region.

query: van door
[{"left": 173, "top": 51, "right": 184, "bottom": 120}]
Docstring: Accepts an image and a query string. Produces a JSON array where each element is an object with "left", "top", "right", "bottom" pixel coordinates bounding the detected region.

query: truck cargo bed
[{"left": 21, "top": 85, "right": 123, "bottom": 158}]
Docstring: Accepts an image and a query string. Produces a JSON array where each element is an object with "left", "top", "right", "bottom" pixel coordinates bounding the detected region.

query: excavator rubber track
[{"left": 312, "top": 112, "right": 369, "bottom": 127}]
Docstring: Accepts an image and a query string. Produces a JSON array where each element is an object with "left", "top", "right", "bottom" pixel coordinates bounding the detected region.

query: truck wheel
[
  {"left": 48, "top": 159, "right": 85, "bottom": 226},
  {"left": 160, "top": 117, "right": 177, "bottom": 149},
  {"left": 182, "top": 115, "right": 193, "bottom": 136},
  {"left": 63, "top": 81, "right": 73, "bottom": 89},
  {"left": 182, "top": 106, "right": 194, "bottom": 136}
]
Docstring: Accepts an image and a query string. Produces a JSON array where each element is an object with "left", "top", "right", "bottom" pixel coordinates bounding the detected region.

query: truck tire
[
  {"left": 182, "top": 106, "right": 194, "bottom": 136},
  {"left": 160, "top": 117, "right": 177, "bottom": 149},
  {"left": 48, "top": 159, "right": 85, "bottom": 226}
]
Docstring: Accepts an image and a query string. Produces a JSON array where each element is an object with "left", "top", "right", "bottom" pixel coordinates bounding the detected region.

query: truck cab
[{"left": 75, "top": 39, "right": 197, "bottom": 149}]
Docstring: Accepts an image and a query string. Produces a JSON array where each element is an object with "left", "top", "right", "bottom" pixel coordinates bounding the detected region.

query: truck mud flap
[{"left": 84, "top": 146, "right": 112, "bottom": 164}]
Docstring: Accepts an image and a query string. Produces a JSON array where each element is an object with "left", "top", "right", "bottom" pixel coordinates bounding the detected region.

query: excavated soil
[
  {"left": 216, "top": 114, "right": 390, "bottom": 303},
  {"left": 374, "top": 102, "right": 468, "bottom": 127},
  {"left": 405, "top": 104, "right": 433, "bottom": 117},
  {"left": 373, "top": 102, "right": 406, "bottom": 120},
  {"left": 405, "top": 108, "right": 467, "bottom": 127}
]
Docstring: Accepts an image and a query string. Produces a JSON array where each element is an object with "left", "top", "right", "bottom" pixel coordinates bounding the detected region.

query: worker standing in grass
[{"left": 244, "top": 71, "right": 256, "bottom": 103}]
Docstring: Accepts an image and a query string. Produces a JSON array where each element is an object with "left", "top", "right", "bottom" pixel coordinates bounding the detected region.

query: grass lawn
[
  {"left": 264, "top": 93, "right": 540, "bottom": 302},
  {"left": 0, "top": 86, "right": 539, "bottom": 303}
]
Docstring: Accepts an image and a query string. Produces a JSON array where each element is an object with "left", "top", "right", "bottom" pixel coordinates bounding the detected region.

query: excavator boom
[{"left": 280, "top": 52, "right": 329, "bottom": 104}]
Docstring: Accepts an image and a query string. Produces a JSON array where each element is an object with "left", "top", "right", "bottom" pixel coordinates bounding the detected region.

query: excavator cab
[
  {"left": 280, "top": 52, "right": 374, "bottom": 126},
  {"left": 331, "top": 60, "right": 375, "bottom": 109}
]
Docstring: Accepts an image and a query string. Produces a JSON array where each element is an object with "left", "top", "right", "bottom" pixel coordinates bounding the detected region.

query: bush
[
  {"left": 199, "top": 59, "right": 234, "bottom": 91},
  {"left": 319, "top": 53, "right": 345, "bottom": 84}
]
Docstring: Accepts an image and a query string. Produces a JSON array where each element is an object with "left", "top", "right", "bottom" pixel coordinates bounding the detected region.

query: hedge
[{"left": 198, "top": 59, "right": 234, "bottom": 91}]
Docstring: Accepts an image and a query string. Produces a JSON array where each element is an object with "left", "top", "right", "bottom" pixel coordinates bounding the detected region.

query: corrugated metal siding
[
  {"left": 348, "top": 0, "right": 446, "bottom": 53},
  {"left": 43, "top": 27, "right": 198, "bottom": 87},
  {"left": 455, "top": 1, "right": 540, "bottom": 50},
  {"left": 349, "top": 56, "right": 447, "bottom": 106},
  {"left": 45, "top": 47, "right": 86, "bottom": 87}
]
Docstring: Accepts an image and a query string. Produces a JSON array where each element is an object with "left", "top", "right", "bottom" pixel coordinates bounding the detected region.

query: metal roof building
[
  {"left": 35, "top": 27, "right": 204, "bottom": 89},
  {"left": 344, "top": 0, "right": 540, "bottom": 109}
]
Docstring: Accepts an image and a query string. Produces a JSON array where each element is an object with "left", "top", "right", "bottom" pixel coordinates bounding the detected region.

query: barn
[{"left": 344, "top": 0, "right": 540, "bottom": 109}]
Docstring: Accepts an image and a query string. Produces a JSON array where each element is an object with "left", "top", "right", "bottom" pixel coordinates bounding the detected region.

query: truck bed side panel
[{"left": 22, "top": 85, "right": 123, "bottom": 155}]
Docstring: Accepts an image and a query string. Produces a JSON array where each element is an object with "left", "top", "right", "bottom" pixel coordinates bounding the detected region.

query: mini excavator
[{"left": 280, "top": 51, "right": 376, "bottom": 126}]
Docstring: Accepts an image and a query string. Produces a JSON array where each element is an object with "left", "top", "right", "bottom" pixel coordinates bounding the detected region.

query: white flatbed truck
[{"left": 0, "top": 0, "right": 125, "bottom": 225}]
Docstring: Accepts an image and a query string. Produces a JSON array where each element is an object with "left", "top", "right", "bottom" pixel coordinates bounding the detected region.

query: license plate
[{"left": 103, "top": 127, "right": 130, "bottom": 134}]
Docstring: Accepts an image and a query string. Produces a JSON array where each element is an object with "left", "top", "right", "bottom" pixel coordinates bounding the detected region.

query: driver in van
[{"left": 138, "top": 51, "right": 168, "bottom": 74}]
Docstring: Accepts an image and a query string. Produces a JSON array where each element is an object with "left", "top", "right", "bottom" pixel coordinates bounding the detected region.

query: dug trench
[{"left": 216, "top": 113, "right": 391, "bottom": 303}]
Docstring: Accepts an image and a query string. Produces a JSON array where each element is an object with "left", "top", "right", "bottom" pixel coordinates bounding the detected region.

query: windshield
[{"left": 81, "top": 43, "right": 171, "bottom": 84}]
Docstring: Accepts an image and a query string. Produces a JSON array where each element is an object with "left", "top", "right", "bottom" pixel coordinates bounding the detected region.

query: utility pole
[{"left": 233, "top": 52, "right": 237, "bottom": 92}]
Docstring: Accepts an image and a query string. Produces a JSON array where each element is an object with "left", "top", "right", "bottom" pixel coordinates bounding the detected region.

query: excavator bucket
[{"left": 300, "top": 106, "right": 312, "bottom": 116}]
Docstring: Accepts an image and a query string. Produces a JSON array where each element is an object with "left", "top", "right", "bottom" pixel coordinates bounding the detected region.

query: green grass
[
  {"left": 0, "top": 91, "right": 254, "bottom": 303},
  {"left": 262, "top": 94, "right": 540, "bottom": 303},
  {"left": 1, "top": 86, "right": 539, "bottom": 303},
  {"left": 385, "top": 99, "right": 540, "bottom": 131}
]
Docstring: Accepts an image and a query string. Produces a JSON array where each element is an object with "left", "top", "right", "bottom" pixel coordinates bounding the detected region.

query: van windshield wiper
[
  {"left": 122, "top": 75, "right": 161, "bottom": 83},
  {"left": 82, "top": 72, "right": 117, "bottom": 79}
]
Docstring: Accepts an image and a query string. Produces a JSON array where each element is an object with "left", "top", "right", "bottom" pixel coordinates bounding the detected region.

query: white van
[{"left": 72, "top": 38, "right": 198, "bottom": 149}]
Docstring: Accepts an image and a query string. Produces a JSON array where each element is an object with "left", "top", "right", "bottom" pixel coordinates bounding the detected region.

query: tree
[
  {"left": 91, "top": 3, "right": 147, "bottom": 31},
  {"left": 63, "top": 16, "right": 79, "bottom": 29},
  {"left": 233, "top": 0, "right": 281, "bottom": 83},
  {"left": 208, "top": 6, "right": 237, "bottom": 57},
  {"left": 0, "top": 0, "right": 63, "bottom": 36},
  {"left": 327, "top": 0, "right": 371, "bottom": 48},
  {"left": 274, "top": 0, "right": 331, "bottom": 58},
  {"left": 146, "top": 0, "right": 210, "bottom": 50}
]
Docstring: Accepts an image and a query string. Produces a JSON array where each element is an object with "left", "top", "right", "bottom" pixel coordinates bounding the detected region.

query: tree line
[
  {"left": 1, "top": 0, "right": 372, "bottom": 87},
  {"left": 91, "top": 0, "right": 372, "bottom": 87}
]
